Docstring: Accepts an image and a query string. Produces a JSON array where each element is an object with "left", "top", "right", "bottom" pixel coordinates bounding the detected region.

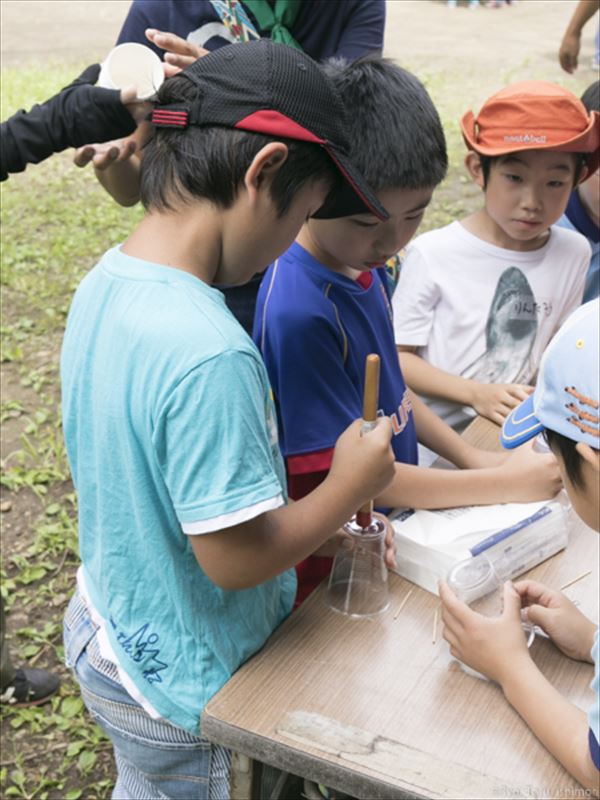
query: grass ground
[{"left": 0, "top": 51, "right": 590, "bottom": 799}]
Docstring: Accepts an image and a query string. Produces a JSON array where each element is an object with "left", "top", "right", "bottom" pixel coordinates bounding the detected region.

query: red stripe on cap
[
  {"left": 235, "top": 111, "right": 325, "bottom": 144},
  {"left": 151, "top": 110, "right": 189, "bottom": 127},
  {"left": 325, "top": 146, "right": 387, "bottom": 221}
]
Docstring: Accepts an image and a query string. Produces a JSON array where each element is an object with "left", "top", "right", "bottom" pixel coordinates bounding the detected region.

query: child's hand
[
  {"left": 514, "top": 580, "right": 597, "bottom": 663},
  {"left": 500, "top": 440, "right": 562, "bottom": 501},
  {"left": 439, "top": 580, "right": 532, "bottom": 685},
  {"left": 330, "top": 418, "right": 395, "bottom": 510},
  {"left": 470, "top": 382, "right": 534, "bottom": 426},
  {"left": 373, "top": 512, "right": 397, "bottom": 570}
]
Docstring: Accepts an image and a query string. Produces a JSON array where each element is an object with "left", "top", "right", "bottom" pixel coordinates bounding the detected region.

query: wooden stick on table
[
  {"left": 559, "top": 570, "right": 592, "bottom": 591},
  {"left": 356, "top": 354, "right": 381, "bottom": 529}
]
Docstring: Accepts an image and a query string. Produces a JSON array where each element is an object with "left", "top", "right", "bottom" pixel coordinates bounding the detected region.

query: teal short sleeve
[{"left": 154, "top": 349, "right": 285, "bottom": 527}]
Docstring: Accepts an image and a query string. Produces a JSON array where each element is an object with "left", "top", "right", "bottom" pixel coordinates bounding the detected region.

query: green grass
[{"left": 1, "top": 62, "right": 143, "bottom": 800}]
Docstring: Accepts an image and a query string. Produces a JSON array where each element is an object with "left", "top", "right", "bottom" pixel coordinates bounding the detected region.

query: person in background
[
  {"left": 440, "top": 298, "right": 600, "bottom": 793},
  {"left": 73, "top": 0, "right": 385, "bottom": 334},
  {"left": 394, "top": 81, "right": 598, "bottom": 433},
  {"left": 559, "top": 0, "right": 599, "bottom": 73},
  {"left": 556, "top": 81, "right": 600, "bottom": 303}
]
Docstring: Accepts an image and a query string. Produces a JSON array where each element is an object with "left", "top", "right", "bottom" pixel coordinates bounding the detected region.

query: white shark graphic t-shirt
[{"left": 392, "top": 221, "right": 591, "bottom": 430}]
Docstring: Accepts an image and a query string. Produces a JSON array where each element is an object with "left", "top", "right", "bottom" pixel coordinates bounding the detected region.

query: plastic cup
[
  {"left": 446, "top": 556, "right": 535, "bottom": 680},
  {"left": 98, "top": 43, "right": 164, "bottom": 101},
  {"left": 326, "top": 516, "right": 389, "bottom": 618}
]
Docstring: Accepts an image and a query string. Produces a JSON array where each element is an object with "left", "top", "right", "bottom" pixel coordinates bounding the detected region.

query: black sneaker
[{"left": 0, "top": 668, "right": 60, "bottom": 707}]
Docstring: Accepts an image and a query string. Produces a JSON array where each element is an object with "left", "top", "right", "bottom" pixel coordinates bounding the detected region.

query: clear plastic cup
[
  {"left": 447, "top": 555, "right": 535, "bottom": 648},
  {"left": 326, "top": 516, "right": 389, "bottom": 618},
  {"left": 98, "top": 43, "right": 164, "bottom": 101}
]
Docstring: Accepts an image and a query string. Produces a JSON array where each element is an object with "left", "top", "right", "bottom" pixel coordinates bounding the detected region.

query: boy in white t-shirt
[{"left": 393, "top": 81, "right": 599, "bottom": 433}]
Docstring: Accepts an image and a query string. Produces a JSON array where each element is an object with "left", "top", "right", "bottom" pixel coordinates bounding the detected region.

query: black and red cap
[{"left": 150, "top": 39, "right": 389, "bottom": 221}]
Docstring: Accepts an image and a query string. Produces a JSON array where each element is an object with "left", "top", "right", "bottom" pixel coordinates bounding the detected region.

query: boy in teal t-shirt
[{"left": 61, "top": 41, "right": 396, "bottom": 800}]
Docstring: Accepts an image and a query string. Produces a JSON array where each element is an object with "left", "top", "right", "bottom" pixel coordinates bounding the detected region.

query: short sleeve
[
  {"left": 264, "top": 309, "right": 362, "bottom": 457},
  {"left": 334, "top": 0, "right": 385, "bottom": 60},
  {"left": 392, "top": 246, "right": 440, "bottom": 347},
  {"left": 556, "top": 237, "right": 591, "bottom": 328},
  {"left": 153, "top": 350, "right": 284, "bottom": 528},
  {"left": 589, "top": 629, "right": 600, "bottom": 771},
  {"left": 117, "top": 1, "right": 168, "bottom": 48}
]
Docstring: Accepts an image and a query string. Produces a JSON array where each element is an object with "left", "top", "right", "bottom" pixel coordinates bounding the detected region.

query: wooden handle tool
[{"left": 356, "top": 354, "right": 380, "bottom": 529}]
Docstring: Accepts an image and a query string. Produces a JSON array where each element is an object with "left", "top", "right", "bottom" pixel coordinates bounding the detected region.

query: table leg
[{"left": 230, "top": 752, "right": 258, "bottom": 800}]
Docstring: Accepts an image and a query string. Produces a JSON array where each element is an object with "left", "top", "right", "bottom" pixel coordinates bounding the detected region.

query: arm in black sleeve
[{"left": 0, "top": 64, "right": 137, "bottom": 182}]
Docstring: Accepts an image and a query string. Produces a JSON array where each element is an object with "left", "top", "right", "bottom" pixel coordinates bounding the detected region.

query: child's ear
[
  {"left": 575, "top": 441, "right": 600, "bottom": 472},
  {"left": 244, "top": 142, "right": 289, "bottom": 203},
  {"left": 465, "top": 151, "right": 485, "bottom": 188},
  {"left": 575, "top": 164, "right": 589, "bottom": 185}
]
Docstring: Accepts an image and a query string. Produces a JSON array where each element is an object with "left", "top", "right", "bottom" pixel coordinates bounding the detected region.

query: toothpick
[
  {"left": 393, "top": 588, "right": 414, "bottom": 619},
  {"left": 559, "top": 570, "right": 592, "bottom": 592},
  {"left": 432, "top": 605, "right": 439, "bottom": 645}
]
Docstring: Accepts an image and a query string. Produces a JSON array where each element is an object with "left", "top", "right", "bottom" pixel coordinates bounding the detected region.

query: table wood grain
[{"left": 203, "top": 418, "right": 599, "bottom": 799}]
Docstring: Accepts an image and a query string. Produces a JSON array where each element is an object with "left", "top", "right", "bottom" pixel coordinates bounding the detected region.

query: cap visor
[
  {"left": 501, "top": 394, "right": 543, "bottom": 449},
  {"left": 313, "top": 145, "right": 389, "bottom": 221}
]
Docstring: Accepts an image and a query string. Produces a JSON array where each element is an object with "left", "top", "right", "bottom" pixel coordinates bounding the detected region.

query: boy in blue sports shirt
[
  {"left": 60, "top": 42, "right": 396, "bottom": 800},
  {"left": 556, "top": 81, "right": 600, "bottom": 303},
  {"left": 255, "top": 57, "right": 563, "bottom": 606},
  {"left": 440, "top": 299, "right": 600, "bottom": 792}
]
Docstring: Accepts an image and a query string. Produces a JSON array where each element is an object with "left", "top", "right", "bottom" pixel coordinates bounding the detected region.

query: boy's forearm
[
  {"left": 399, "top": 351, "right": 476, "bottom": 406},
  {"left": 409, "top": 390, "right": 480, "bottom": 468},
  {"left": 377, "top": 461, "right": 515, "bottom": 510},
  {"left": 194, "top": 476, "right": 364, "bottom": 590},
  {"left": 501, "top": 659, "right": 599, "bottom": 794}
]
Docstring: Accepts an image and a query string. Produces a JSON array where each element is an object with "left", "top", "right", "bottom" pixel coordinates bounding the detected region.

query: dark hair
[
  {"left": 321, "top": 56, "right": 448, "bottom": 192},
  {"left": 478, "top": 151, "right": 588, "bottom": 188},
  {"left": 581, "top": 80, "right": 600, "bottom": 113},
  {"left": 140, "top": 73, "right": 338, "bottom": 215},
  {"left": 544, "top": 427, "right": 585, "bottom": 487}
]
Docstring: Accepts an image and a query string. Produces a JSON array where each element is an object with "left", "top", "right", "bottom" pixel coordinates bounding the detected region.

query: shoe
[{"left": 0, "top": 668, "right": 60, "bottom": 706}]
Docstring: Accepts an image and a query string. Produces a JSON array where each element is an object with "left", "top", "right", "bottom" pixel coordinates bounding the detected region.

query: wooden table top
[{"left": 202, "top": 418, "right": 599, "bottom": 799}]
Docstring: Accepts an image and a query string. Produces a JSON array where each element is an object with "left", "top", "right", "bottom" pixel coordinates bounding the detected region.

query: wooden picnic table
[{"left": 202, "top": 417, "right": 599, "bottom": 799}]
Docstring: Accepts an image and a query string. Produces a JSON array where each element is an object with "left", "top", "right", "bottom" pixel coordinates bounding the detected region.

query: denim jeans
[{"left": 63, "top": 591, "right": 230, "bottom": 800}]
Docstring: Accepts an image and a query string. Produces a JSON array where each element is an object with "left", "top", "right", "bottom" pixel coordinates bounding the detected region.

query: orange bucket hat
[{"left": 461, "top": 81, "right": 600, "bottom": 177}]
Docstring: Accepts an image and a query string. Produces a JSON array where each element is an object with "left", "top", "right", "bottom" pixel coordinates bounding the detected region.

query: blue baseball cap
[{"left": 501, "top": 299, "right": 599, "bottom": 450}]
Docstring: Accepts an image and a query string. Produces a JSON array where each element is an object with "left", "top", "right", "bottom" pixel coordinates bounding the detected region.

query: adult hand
[
  {"left": 514, "top": 580, "right": 597, "bottom": 663},
  {"left": 470, "top": 381, "right": 534, "bottom": 426},
  {"left": 73, "top": 137, "right": 137, "bottom": 171},
  {"left": 146, "top": 28, "right": 209, "bottom": 73},
  {"left": 439, "top": 580, "right": 532, "bottom": 685},
  {"left": 559, "top": 32, "right": 581, "bottom": 73},
  {"left": 500, "top": 441, "right": 563, "bottom": 502},
  {"left": 119, "top": 87, "right": 153, "bottom": 125}
]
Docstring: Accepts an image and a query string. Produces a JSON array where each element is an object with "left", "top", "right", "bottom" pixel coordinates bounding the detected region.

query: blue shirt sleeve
[
  {"left": 116, "top": 0, "right": 221, "bottom": 55},
  {"left": 331, "top": 0, "right": 385, "bottom": 61}
]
